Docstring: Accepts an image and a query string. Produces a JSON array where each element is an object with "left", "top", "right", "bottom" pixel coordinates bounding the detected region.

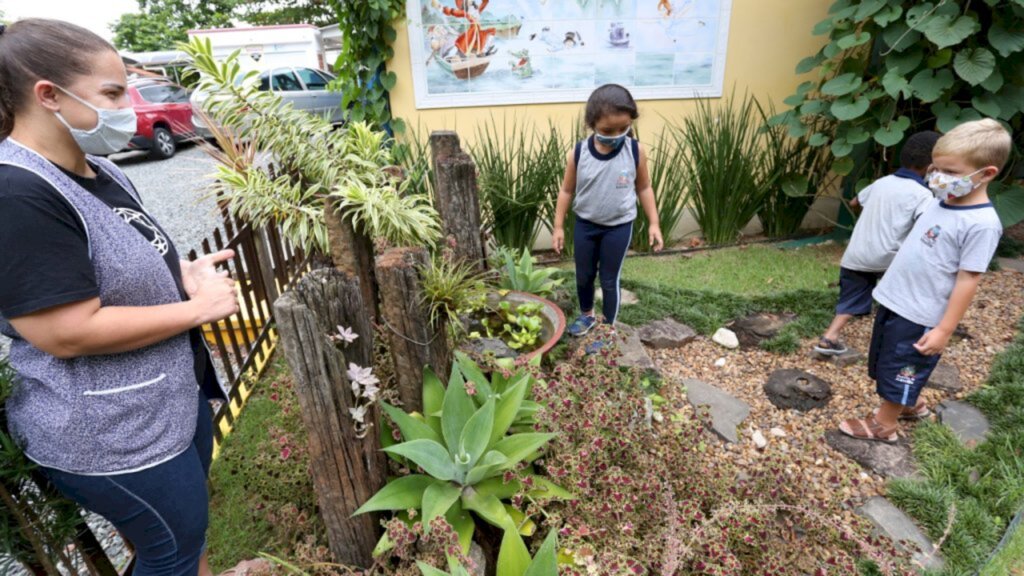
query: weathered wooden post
[
  {"left": 375, "top": 246, "right": 453, "bottom": 412},
  {"left": 430, "top": 131, "right": 486, "bottom": 269},
  {"left": 324, "top": 197, "right": 379, "bottom": 321},
  {"left": 273, "top": 268, "right": 386, "bottom": 567}
]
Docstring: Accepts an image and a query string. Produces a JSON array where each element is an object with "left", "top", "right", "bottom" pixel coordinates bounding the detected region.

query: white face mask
[{"left": 53, "top": 85, "right": 137, "bottom": 156}]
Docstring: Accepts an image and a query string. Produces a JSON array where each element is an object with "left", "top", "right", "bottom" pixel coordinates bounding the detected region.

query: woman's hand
[
  {"left": 182, "top": 250, "right": 235, "bottom": 298},
  {"left": 649, "top": 225, "right": 664, "bottom": 252},
  {"left": 190, "top": 274, "right": 239, "bottom": 326},
  {"left": 552, "top": 227, "right": 565, "bottom": 255}
]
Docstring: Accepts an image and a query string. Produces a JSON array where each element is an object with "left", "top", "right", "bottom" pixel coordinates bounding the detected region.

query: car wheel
[{"left": 150, "top": 127, "right": 176, "bottom": 160}]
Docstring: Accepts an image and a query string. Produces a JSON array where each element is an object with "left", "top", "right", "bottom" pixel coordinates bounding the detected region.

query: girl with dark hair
[
  {"left": 552, "top": 84, "right": 663, "bottom": 350},
  {"left": 0, "top": 19, "right": 240, "bottom": 576}
]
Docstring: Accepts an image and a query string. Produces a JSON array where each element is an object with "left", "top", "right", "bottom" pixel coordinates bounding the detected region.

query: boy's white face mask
[
  {"left": 927, "top": 168, "right": 984, "bottom": 200},
  {"left": 52, "top": 85, "right": 137, "bottom": 156}
]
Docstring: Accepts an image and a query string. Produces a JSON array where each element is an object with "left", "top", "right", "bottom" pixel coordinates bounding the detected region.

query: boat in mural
[
  {"left": 607, "top": 22, "right": 629, "bottom": 47},
  {"left": 434, "top": 50, "right": 494, "bottom": 80}
]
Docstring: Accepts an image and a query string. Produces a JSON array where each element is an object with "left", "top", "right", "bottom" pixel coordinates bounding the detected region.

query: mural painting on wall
[{"left": 407, "top": 0, "right": 732, "bottom": 109}]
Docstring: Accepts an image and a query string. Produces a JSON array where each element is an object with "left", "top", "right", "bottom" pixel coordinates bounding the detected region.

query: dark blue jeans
[
  {"left": 42, "top": 391, "right": 213, "bottom": 576},
  {"left": 574, "top": 217, "right": 633, "bottom": 324}
]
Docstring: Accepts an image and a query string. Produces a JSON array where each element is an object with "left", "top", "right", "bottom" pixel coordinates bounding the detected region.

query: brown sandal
[
  {"left": 874, "top": 399, "right": 931, "bottom": 421},
  {"left": 839, "top": 415, "right": 899, "bottom": 444}
]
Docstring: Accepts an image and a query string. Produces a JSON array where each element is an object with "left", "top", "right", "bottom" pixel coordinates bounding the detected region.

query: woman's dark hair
[
  {"left": 900, "top": 130, "right": 941, "bottom": 169},
  {"left": 0, "top": 19, "right": 115, "bottom": 138},
  {"left": 585, "top": 83, "right": 639, "bottom": 129}
]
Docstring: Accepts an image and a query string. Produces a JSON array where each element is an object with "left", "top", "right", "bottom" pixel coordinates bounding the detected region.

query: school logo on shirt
[
  {"left": 921, "top": 225, "right": 941, "bottom": 248},
  {"left": 616, "top": 169, "right": 633, "bottom": 189},
  {"left": 896, "top": 365, "right": 917, "bottom": 385}
]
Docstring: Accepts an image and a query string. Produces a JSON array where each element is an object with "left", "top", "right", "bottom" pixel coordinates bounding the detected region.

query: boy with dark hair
[
  {"left": 814, "top": 131, "right": 941, "bottom": 355},
  {"left": 840, "top": 119, "right": 1010, "bottom": 442}
]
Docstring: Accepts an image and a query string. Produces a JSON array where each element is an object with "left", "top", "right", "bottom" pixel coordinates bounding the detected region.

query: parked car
[
  {"left": 191, "top": 67, "right": 344, "bottom": 139},
  {"left": 125, "top": 79, "right": 195, "bottom": 160}
]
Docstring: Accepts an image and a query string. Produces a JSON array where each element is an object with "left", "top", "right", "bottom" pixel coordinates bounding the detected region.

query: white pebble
[
  {"left": 714, "top": 357, "right": 727, "bottom": 368},
  {"left": 752, "top": 430, "right": 768, "bottom": 450},
  {"left": 770, "top": 427, "right": 786, "bottom": 437},
  {"left": 712, "top": 328, "right": 739, "bottom": 349}
]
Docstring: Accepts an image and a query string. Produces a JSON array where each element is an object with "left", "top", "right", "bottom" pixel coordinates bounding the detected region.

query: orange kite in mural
[{"left": 433, "top": 0, "right": 497, "bottom": 56}]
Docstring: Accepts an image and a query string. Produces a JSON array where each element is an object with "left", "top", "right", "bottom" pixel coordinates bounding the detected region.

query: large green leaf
[
  {"left": 381, "top": 402, "right": 443, "bottom": 445},
  {"left": 881, "top": 68, "right": 911, "bottom": 99},
  {"left": 874, "top": 116, "right": 911, "bottom": 147},
  {"left": 497, "top": 531, "right": 531, "bottom": 576},
  {"left": 931, "top": 101, "right": 982, "bottom": 133},
  {"left": 445, "top": 501, "right": 476, "bottom": 554},
  {"left": 953, "top": 47, "right": 996, "bottom": 85},
  {"left": 821, "top": 73, "right": 862, "bottom": 96},
  {"left": 972, "top": 93, "right": 1002, "bottom": 119},
  {"left": 910, "top": 68, "right": 955, "bottom": 102},
  {"left": 795, "top": 53, "right": 825, "bottom": 74},
  {"left": 491, "top": 433, "right": 556, "bottom": 465},
  {"left": 882, "top": 21, "right": 920, "bottom": 52},
  {"left": 524, "top": 530, "right": 559, "bottom": 576},
  {"left": 923, "top": 15, "right": 979, "bottom": 49},
  {"left": 442, "top": 367, "right": 476, "bottom": 459},
  {"left": 461, "top": 487, "right": 516, "bottom": 530},
  {"left": 873, "top": 4, "right": 903, "bottom": 27},
  {"left": 812, "top": 16, "right": 835, "bottom": 36},
  {"left": 989, "top": 21, "right": 1024, "bottom": 57},
  {"left": 836, "top": 31, "right": 871, "bottom": 50},
  {"left": 421, "top": 481, "right": 462, "bottom": 533},
  {"left": 383, "top": 440, "right": 458, "bottom": 482},
  {"left": 526, "top": 476, "right": 575, "bottom": 500},
  {"left": 475, "top": 476, "right": 523, "bottom": 500},
  {"left": 853, "top": 0, "right": 885, "bottom": 21},
  {"left": 459, "top": 398, "right": 495, "bottom": 470},
  {"left": 833, "top": 156, "right": 855, "bottom": 176},
  {"left": 990, "top": 183, "right": 1024, "bottom": 228},
  {"left": 831, "top": 96, "right": 870, "bottom": 121},
  {"left": 831, "top": 138, "right": 854, "bottom": 157},
  {"left": 415, "top": 562, "right": 449, "bottom": 576},
  {"left": 454, "top": 352, "right": 494, "bottom": 400},
  {"left": 490, "top": 375, "right": 529, "bottom": 446},
  {"left": 885, "top": 47, "right": 924, "bottom": 74},
  {"left": 423, "top": 366, "right": 445, "bottom": 435},
  {"left": 981, "top": 68, "right": 1005, "bottom": 93},
  {"left": 354, "top": 474, "right": 436, "bottom": 514},
  {"left": 780, "top": 173, "right": 810, "bottom": 198},
  {"left": 465, "top": 451, "right": 511, "bottom": 485}
]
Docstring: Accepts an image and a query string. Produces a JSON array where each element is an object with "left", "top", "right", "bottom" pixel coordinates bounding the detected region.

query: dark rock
[
  {"left": 936, "top": 400, "right": 990, "bottom": 447},
  {"left": 683, "top": 378, "right": 750, "bottom": 443},
  {"left": 614, "top": 324, "right": 657, "bottom": 372},
  {"left": 825, "top": 430, "right": 918, "bottom": 479},
  {"left": 764, "top": 369, "right": 832, "bottom": 411},
  {"left": 729, "top": 312, "right": 797, "bottom": 348},
  {"left": 811, "top": 347, "right": 865, "bottom": 368},
  {"left": 460, "top": 337, "right": 517, "bottom": 359},
  {"left": 638, "top": 318, "right": 697, "bottom": 349},
  {"left": 927, "top": 362, "right": 962, "bottom": 393},
  {"left": 857, "top": 497, "right": 944, "bottom": 572}
]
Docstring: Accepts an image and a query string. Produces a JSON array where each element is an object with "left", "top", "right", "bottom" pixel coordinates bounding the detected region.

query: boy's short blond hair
[{"left": 932, "top": 118, "right": 1013, "bottom": 171}]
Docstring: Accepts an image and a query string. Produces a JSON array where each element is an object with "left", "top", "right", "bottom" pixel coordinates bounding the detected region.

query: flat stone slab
[
  {"left": 927, "top": 362, "right": 962, "bottom": 393},
  {"left": 763, "top": 369, "right": 832, "bottom": 411},
  {"left": 637, "top": 318, "right": 697, "bottom": 349},
  {"left": 825, "top": 430, "right": 918, "bottom": 479},
  {"left": 936, "top": 400, "right": 990, "bottom": 447},
  {"left": 712, "top": 327, "right": 739, "bottom": 349},
  {"left": 595, "top": 287, "right": 639, "bottom": 306},
  {"left": 811, "top": 347, "right": 866, "bottom": 368},
  {"left": 730, "top": 312, "right": 797, "bottom": 348},
  {"left": 683, "top": 378, "right": 750, "bottom": 444},
  {"left": 997, "top": 257, "right": 1024, "bottom": 273},
  {"left": 858, "top": 496, "right": 944, "bottom": 572},
  {"left": 614, "top": 324, "right": 657, "bottom": 372}
]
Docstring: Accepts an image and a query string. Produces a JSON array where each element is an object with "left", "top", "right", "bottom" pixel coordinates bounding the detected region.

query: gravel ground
[{"left": 651, "top": 268, "right": 1024, "bottom": 513}]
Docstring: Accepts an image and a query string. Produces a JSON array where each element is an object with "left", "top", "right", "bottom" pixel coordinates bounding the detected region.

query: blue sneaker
[
  {"left": 568, "top": 314, "right": 598, "bottom": 337},
  {"left": 585, "top": 339, "right": 608, "bottom": 355}
]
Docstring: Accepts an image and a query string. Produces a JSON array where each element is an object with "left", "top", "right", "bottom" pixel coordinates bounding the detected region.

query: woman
[{"left": 0, "top": 19, "right": 239, "bottom": 576}]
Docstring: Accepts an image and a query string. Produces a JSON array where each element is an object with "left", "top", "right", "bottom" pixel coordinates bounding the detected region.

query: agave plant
[
  {"left": 491, "top": 247, "right": 563, "bottom": 298},
  {"left": 417, "top": 529, "right": 558, "bottom": 576},
  {"left": 356, "top": 354, "right": 567, "bottom": 575}
]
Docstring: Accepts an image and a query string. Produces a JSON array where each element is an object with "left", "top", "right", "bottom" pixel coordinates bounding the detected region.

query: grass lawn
[
  {"left": 614, "top": 243, "right": 843, "bottom": 353},
  {"left": 206, "top": 357, "right": 325, "bottom": 572},
  {"left": 981, "top": 514, "right": 1024, "bottom": 576}
]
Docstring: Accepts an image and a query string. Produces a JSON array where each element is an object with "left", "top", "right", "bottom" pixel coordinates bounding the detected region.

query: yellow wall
[
  {"left": 388, "top": 0, "right": 831, "bottom": 147},
  {"left": 386, "top": 0, "right": 836, "bottom": 243}
]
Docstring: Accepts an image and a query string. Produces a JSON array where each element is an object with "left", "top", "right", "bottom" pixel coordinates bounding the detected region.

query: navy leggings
[
  {"left": 574, "top": 217, "right": 633, "bottom": 324},
  {"left": 42, "top": 391, "right": 213, "bottom": 576}
]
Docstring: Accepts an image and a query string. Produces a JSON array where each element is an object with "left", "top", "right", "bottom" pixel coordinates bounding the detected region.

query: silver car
[{"left": 191, "top": 66, "right": 344, "bottom": 138}]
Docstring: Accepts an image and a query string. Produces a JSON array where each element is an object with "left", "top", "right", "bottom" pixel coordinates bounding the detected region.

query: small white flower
[
  {"left": 346, "top": 363, "right": 379, "bottom": 388},
  {"left": 349, "top": 405, "right": 367, "bottom": 423},
  {"left": 362, "top": 381, "right": 380, "bottom": 401},
  {"left": 333, "top": 325, "right": 359, "bottom": 344}
]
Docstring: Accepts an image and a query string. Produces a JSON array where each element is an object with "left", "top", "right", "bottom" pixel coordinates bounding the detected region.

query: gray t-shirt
[
  {"left": 572, "top": 137, "right": 638, "bottom": 226},
  {"left": 841, "top": 172, "right": 933, "bottom": 272},
  {"left": 874, "top": 201, "right": 1002, "bottom": 327}
]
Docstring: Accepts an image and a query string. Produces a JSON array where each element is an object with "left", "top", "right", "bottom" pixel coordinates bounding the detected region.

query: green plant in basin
[{"left": 483, "top": 301, "right": 545, "bottom": 352}]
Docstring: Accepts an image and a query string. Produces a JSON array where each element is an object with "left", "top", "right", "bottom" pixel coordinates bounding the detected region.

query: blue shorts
[
  {"left": 868, "top": 305, "right": 941, "bottom": 407},
  {"left": 42, "top": 390, "right": 213, "bottom": 576},
  {"left": 836, "top": 267, "right": 882, "bottom": 316}
]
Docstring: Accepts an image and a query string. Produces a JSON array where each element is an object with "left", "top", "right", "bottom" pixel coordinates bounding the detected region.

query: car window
[
  {"left": 271, "top": 69, "right": 303, "bottom": 92},
  {"left": 169, "top": 86, "right": 189, "bottom": 103},
  {"left": 258, "top": 72, "right": 271, "bottom": 92},
  {"left": 295, "top": 68, "right": 329, "bottom": 90},
  {"left": 138, "top": 85, "right": 176, "bottom": 103}
]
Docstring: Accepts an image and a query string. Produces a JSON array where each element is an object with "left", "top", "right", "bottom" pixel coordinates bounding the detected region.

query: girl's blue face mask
[{"left": 595, "top": 126, "right": 630, "bottom": 150}]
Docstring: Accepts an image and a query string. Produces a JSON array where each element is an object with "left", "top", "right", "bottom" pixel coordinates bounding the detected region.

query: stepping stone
[
  {"left": 926, "top": 362, "right": 962, "bottom": 393},
  {"left": 613, "top": 324, "right": 657, "bottom": 372},
  {"left": 825, "top": 431, "right": 918, "bottom": 479},
  {"left": 936, "top": 400, "right": 990, "bottom": 447},
  {"left": 857, "top": 496, "right": 945, "bottom": 572},
  {"left": 763, "top": 369, "right": 832, "bottom": 411},
  {"left": 595, "top": 287, "right": 639, "bottom": 306},
  {"left": 637, "top": 318, "right": 697, "bottom": 349},
  {"left": 997, "top": 257, "right": 1024, "bottom": 273},
  {"left": 682, "top": 378, "right": 750, "bottom": 443},
  {"left": 712, "top": 327, "right": 739, "bottom": 349},
  {"left": 810, "top": 347, "right": 865, "bottom": 368},
  {"left": 729, "top": 312, "right": 797, "bottom": 348}
]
